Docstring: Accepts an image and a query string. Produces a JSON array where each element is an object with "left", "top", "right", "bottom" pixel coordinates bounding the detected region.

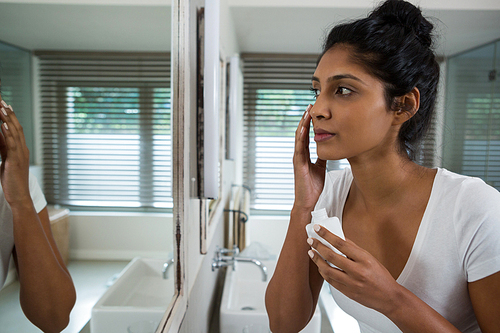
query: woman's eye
[
  {"left": 336, "top": 86, "right": 352, "bottom": 95},
  {"left": 310, "top": 88, "right": 320, "bottom": 99}
]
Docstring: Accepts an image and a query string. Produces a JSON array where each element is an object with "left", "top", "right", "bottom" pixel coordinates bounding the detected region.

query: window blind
[
  {"left": 443, "top": 40, "right": 500, "bottom": 191},
  {"left": 37, "top": 52, "right": 172, "bottom": 210},
  {"left": 242, "top": 54, "right": 438, "bottom": 212}
]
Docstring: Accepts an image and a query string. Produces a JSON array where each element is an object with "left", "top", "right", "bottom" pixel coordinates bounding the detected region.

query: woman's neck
[{"left": 347, "top": 153, "right": 430, "bottom": 212}]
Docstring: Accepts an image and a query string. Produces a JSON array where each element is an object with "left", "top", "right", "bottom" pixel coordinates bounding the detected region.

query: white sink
[
  {"left": 91, "top": 257, "right": 175, "bottom": 333},
  {"left": 220, "top": 259, "right": 321, "bottom": 333}
]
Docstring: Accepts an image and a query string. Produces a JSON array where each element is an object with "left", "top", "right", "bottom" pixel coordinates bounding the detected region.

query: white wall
[
  {"left": 69, "top": 213, "right": 173, "bottom": 260},
  {"left": 246, "top": 215, "right": 290, "bottom": 257}
]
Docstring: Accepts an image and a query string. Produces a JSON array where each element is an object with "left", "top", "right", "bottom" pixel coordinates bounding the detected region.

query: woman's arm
[
  {"left": 12, "top": 206, "right": 76, "bottom": 333},
  {"left": 265, "top": 208, "right": 325, "bottom": 332},
  {"left": 308, "top": 226, "right": 462, "bottom": 333},
  {"left": 468, "top": 271, "right": 500, "bottom": 332},
  {"left": 0, "top": 102, "right": 76, "bottom": 333},
  {"left": 265, "top": 105, "right": 327, "bottom": 332}
]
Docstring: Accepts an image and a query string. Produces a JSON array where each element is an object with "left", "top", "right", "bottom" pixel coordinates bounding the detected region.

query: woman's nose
[{"left": 309, "top": 97, "right": 331, "bottom": 120}]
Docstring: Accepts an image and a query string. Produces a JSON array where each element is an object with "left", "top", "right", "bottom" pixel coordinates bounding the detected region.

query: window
[
  {"left": 443, "top": 40, "right": 500, "bottom": 190},
  {"left": 242, "top": 54, "right": 438, "bottom": 212},
  {"left": 37, "top": 52, "right": 172, "bottom": 210}
]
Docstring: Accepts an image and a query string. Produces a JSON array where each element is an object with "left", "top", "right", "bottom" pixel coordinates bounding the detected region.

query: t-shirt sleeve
[
  {"left": 29, "top": 172, "right": 47, "bottom": 214},
  {"left": 457, "top": 178, "right": 500, "bottom": 282}
]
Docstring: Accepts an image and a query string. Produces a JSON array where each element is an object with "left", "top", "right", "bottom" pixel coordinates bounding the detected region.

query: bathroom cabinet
[{"left": 48, "top": 206, "right": 70, "bottom": 265}]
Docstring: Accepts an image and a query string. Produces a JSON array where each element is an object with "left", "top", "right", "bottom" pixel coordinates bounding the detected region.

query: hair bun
[{"left": 369, "top": 0, "right": 433, "bottom": 48}]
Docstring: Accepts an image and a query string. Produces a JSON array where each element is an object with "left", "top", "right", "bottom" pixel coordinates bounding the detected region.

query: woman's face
[{"left": 310, "top": 45, "right": 400, "bottom": 162}]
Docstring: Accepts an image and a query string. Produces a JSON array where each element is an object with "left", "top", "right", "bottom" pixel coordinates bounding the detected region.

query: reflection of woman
[
  {"left": 0, "top": 93, "right": 76, "bottom": 332},
  {"left": 265, "top": 0, "right": 500, "bottom": 332}
]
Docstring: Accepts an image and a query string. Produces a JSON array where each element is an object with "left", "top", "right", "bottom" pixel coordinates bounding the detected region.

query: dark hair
[{"left": 320, "top": 0, "right": 440, "bottom": 160}]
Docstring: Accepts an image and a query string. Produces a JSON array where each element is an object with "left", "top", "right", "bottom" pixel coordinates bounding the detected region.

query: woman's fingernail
[
  {"left": 307, "top": 238, "right": 313, "bottom": 246},
  {"left": 308, "top": 250, "right": 315, "bottom": 259},
  {"left": 303, "top": 111, "right": 308, "bottom": 119},
  {"left": 307, "top": 104, "right": 313, "bottom": 112},
  {"left": 313, "top": 224, "right": 321, "bottom": 232},
  {"left": 3, "top": 122, "right": 8, "bottom": 130},
  {"left": 1, "top": 108, "right": 7, "bottom": 116},
  {"left": 0, "top": 100, "right": 7, "bottom": 108}
]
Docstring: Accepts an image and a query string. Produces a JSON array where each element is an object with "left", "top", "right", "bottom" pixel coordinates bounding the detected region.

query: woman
[
  {"left": 265, "top": 0, "right": 500, "bottom": 332},
  {"left": 0, "top": 94, "right": 76, "bottom": 332}
]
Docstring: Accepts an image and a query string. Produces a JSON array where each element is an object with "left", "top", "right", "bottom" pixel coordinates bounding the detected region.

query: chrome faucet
[
  {"left": 162, "top": 258, "right": 174, "bottom": 279},
  {"left": 211, "top": 246, "right": 268, "bottom": 282},
  {"left": 233, "top": 257, "right": 268, "bottom": 282},
  {"left": 211, "top": 246, "right": 240, "bottom": 270}
]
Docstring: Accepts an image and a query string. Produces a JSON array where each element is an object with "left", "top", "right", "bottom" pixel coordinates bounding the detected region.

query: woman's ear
[{"left": 392, "top": 87, "right": 420, "bottom": 125}]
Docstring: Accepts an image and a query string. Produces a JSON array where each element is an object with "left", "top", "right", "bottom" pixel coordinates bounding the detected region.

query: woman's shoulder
[
  {"left": 437, "top": 168, "right": 500, "bottom": 201},
  {"left": 434, "top": 168, "right": 500, "bottom": 225},
  {"left": 433, "top": 169, "right": 500, "bottom": 282}
]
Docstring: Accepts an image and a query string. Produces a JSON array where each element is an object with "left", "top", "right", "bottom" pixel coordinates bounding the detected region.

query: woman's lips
[
  {"left": 314, "top": 129, "right": 336, "bottom": 142},
  {"left": 314, "top": 133, "right": 335, "bottom": 142}
]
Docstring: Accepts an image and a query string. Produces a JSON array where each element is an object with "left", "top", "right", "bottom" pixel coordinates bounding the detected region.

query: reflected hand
[
  {"left": 0, "top": 101, "right": 31, "bottom": 206},
  {"left": 293, "top": 104, "right": 327, "bottom": 212}
]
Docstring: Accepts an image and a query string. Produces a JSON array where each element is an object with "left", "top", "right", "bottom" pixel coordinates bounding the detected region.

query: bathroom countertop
[{"left": 0, "top": 260, "right": 128, "bottom": 333}]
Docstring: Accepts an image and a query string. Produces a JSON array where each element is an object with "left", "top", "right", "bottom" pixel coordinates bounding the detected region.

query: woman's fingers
[
  {"left": 308, "top": 233, "right": 354, "bottom": 271},
  {"left": 294, "top": 104, "right": 313, "bottom": 162},
  {"left": 307, "top": 243, "right": 350, "bottom": 287},
  {"left": 312, "top": 224, "right": 367, "bottom": 263},
  {"left": 303, "top": 104, "right": 313, "bottom": 139},
  {"left": 295, "top": 104, "right": 312, "bottom": 141},
  {"left": 0, "top": 102, "right": 30, "bottom": 178},
  {"left": 0, "top": 102, "right": 25, "bottom": 150},
  {"left": 0, "top": 101, "right": 32, "bottom": 204},
  {"left": 302, "top": 104, "right": 312, "bottom": 145},
  {"left": 2, "top": 102, "right": 23, "bottom": 132},
  {"left": 0, "top": 103, "right": 14, "bottom": 151}
]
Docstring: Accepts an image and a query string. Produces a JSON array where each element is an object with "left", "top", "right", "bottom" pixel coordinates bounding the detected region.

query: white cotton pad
[{"left": 305, "top": 208, "right": 345, "bottom": 267}]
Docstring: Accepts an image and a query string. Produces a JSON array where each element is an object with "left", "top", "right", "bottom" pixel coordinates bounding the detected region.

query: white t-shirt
[
  {"left": 313, "top": 167, "right": 500, "bottom": 333},
  {"left": 0, "top": 173, "right": 47, "bottom": 288}
]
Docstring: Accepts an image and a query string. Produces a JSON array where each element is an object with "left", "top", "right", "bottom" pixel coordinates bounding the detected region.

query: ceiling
[
  {"left": 0, "top": 0, "right": 498, "bottom": 56},
  {"left": 230, "top": 6, "right": 500, "bottom": 56},
  {"left": 0, "top": 2, "right": 171, "bottom": 52}
]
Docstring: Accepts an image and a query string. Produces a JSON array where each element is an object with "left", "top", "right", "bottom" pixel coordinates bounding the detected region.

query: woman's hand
[
  {"left": 307, "top": 225, "right": 402, "bottom": 315},
  {"left": 308, "top": 225, "right": 463, "bottom": 332},
  {"left": 293, "top": 104, "right": 327, "bottom": 212},
  {"left": 0, "top": 101, "right": 31, "bottom": 207}
]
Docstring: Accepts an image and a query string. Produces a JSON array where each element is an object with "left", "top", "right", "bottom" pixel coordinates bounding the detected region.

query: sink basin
[
  {"left": 91, "top": 257, "right": 175, "bottom": 333},
  {"left": 220, "top": 259, "right": 321, "bottom": 333}
]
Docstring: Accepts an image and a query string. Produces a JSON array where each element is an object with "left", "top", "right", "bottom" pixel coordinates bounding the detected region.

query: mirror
[
  {"left": 0, "top": 1, "right": 175, "bottom": 333},
  {"left": 196, "top": 0, "right": 227, "bottom": 254}
]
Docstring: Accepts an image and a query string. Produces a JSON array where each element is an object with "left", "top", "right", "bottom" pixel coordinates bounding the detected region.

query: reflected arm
[{"left": 13, "top": 206, "right": 76, "bottom": 333}]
